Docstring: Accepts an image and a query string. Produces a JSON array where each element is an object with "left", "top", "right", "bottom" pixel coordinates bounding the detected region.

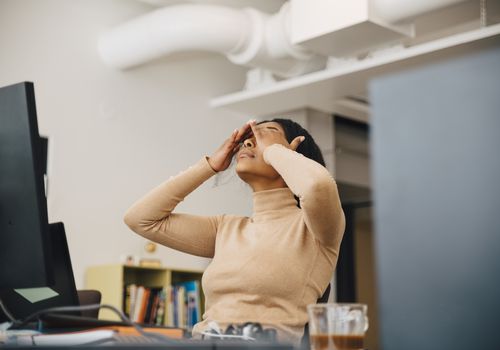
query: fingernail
[
  {"left": 300, "top": 136, "right": 306, "bottom": 142},
  {"left": 247, "top": 119, "right": 256, "bottom": 124}
]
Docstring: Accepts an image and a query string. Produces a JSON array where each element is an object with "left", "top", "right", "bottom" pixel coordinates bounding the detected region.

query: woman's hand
[
  {"left": 207, "top": 122, "right": 252, "bottom": 172},
  {"left": 248, "top": 120, "right": 304, "bottom": 151}
]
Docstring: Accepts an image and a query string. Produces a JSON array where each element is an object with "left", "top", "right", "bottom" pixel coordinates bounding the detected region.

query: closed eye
[{"left": 256, "top": 126, "right": 280, "bottom": 132}]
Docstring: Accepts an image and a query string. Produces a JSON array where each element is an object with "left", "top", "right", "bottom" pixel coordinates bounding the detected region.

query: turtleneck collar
[{"left": 252, "top": 187, "right": 299, "bottom": 222}]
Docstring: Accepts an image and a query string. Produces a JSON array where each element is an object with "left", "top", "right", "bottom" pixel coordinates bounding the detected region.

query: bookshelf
[{"left": 85, "top": 264, "right": 204, "bottom": 327}]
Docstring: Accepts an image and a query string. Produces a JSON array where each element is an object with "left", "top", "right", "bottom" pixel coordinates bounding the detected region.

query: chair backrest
[
  {"left": 77, "top": 289, "right": 102, "bottom": 319},
  {"left": 316, "top": 284, "right": 331, "bottom": 304},
  {"left": 301, "top": 284, "right": 331, "bottom": 348}
]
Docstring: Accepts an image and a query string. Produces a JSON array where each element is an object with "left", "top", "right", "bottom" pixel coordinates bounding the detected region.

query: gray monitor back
[{"left": 370, "top": 43, "right": 500, "bottom": 350}]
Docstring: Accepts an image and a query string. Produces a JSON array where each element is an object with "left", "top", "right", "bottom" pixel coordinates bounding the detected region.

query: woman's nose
[{"left": 243, "top": 138, "right": 255, "bottom": 148}]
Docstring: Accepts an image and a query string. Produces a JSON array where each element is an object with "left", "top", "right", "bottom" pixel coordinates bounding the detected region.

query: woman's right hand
[{"left": 207, "top": 122, "right": 252, "bottom": 172}]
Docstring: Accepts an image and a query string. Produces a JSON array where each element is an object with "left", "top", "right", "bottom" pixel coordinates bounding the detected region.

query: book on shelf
[
  {"left": 123, "top": 284, "right": 136, "bottom": 318},
  {"left": 148, "top": 289, "right": 160, "bottom": 324},
  {"left": 166, "top": 286, "right": 174, "bottom": 327},
  {"left": 131, "top": 286, "right": 144, "bottom": 323},
  {"left": 177, "top": 286, "right": 186, "bottom": 328},
  {"left": 123, "top": 285, "right": 164, "bottom": 326},
  {"left": 138, "top": 287, "right": 150, "bottom": 323},
  {"left": 173, "top": 280, "right": 201, "bottom": 329},
  {"left": 144, "top": 287, "right": 162, "bottom": 324},
  {"left": 122, "top": 280, "right": 201, "bottom": 329}
]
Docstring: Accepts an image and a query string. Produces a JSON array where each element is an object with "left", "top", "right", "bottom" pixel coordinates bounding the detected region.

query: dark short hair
[{"left": 259, "top": 118, "right": 326, "bottom": 167}]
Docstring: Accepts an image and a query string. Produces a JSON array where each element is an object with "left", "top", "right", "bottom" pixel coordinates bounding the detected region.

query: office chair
[
  {"left": 316, "top": 284, "right": 331, "bottom": 304},
  {"left": 300, "top": 284, "right": 330, "bottom": 349},
  {"left": 77, "top": 290, "right": 102, "bottom": 318}
]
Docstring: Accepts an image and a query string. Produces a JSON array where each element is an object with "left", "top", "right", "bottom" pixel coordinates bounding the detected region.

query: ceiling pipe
[
  {"left": 98, "top": 5, "right": 251, "bottom": 69},
  {"left": 98, "top": 3, "right": 326, "bottom": 78},
  {"left": 98, "top": 0, "right": 471, "bottom": 77},
  {"left": 227, "top": 3, "right": 327, "bottom": 78}
]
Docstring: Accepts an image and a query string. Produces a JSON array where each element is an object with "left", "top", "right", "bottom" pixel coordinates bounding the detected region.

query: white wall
[{"left": 0, "top": 0, "right": 254, "bottom": 288}]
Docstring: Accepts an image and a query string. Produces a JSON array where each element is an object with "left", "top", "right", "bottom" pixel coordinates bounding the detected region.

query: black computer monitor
[
  {"left": 0, "top": 222, "right": 80, "bottom": 321},
  {"left": 0, "top": 82, "right": 53, "bottom": 288}
]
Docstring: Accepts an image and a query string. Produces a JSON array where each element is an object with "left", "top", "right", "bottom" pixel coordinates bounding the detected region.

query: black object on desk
[
  {"left": 0, "top": 222, "right": 80, "bottom": 322},
  {"left": 0, "top": 82, "right": 53, "bottom": 289}
]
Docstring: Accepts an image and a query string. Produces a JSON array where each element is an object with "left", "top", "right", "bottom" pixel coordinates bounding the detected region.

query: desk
[
  {"left": 1, "top": 323, "right": 294, "bottom": 350},
  {"left": 1, "top": 338, "right": 295, "bottom": 350}
]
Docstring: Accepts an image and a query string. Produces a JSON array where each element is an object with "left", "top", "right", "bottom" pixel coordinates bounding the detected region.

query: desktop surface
[{"left": 1, "top": 336, "right": 295, "bottom": 350}]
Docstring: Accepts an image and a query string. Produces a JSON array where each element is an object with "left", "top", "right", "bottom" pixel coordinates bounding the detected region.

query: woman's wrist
[
  {"left": 262, "top": 143, "right": 288, "bottom": 164},
  {"left": 206, "top": 156, "right": 219, "bottom": 173}
]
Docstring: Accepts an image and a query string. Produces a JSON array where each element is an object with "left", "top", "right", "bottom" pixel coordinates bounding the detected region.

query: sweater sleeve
[
  {"left": 263, "top": 144, "right": 345, "bottom": 248},
  {"left": 123, "top": 157, "right": 221, "bottom": 258}
]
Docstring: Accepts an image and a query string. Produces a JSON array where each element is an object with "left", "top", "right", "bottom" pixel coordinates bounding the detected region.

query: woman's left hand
[{"left": 248, "top": 120, "right": 305, "bottom": 151}]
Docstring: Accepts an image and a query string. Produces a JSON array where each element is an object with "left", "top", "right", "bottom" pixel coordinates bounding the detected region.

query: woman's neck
[{"left": 248, "top": 177, "right": 287, "bottom": 192}]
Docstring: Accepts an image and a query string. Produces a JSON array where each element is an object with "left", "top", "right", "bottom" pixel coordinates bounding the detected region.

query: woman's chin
[
  {"left": 235, "top": 163, "right": 250, "bottom": 176},
  {"left": 235, "top": 164, "right": 255, "bottom": 182}
]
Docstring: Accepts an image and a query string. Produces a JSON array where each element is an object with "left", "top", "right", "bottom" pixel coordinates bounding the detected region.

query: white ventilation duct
[
  {"left": 370, "top": 0, "right": 469, "bottom": 23},
  {"left": 98, "top": 0, "right": 471, "bottom": 77},
  {"left": 98, "top": 3, "right": 326, "bottom": 78}
]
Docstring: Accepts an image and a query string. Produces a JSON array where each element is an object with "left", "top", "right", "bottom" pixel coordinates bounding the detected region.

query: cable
[
  {"left": 9, "top": 303, "right": 179, "bottom": 344},
  {"left": 0, "top": 298, "right": 17, "bottom": 323}
]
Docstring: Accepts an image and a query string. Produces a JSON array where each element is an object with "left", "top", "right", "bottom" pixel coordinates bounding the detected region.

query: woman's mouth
[{"left": 238, "top": 151, "right": 255, "bottom": 159}]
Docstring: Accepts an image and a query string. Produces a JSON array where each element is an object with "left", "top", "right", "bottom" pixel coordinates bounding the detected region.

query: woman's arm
[
  {"left": 246, "top": 120, "right": 344, "bottom": 248},
  {"left": 124, "top": 123, "right": 252, "bottom": 258},
  {"left": 263, "top": 144, "right": 345, "bottom": 248},
  {"left": 124, "top": 158, "right": 221, "bottom": 258}
]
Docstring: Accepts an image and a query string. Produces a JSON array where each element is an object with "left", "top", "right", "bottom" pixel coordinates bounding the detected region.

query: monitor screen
[{"left": 0, "top": 82, "right": 53, "bottom": 288}]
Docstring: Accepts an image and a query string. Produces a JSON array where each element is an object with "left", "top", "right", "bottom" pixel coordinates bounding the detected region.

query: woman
[{"left": 124, "top": 119, "right": 345, "bottom": 344}]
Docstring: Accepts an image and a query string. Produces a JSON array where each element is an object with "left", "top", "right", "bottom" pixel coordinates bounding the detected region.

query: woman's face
[{"left": 235, "top": 121, "right": 287, "bottom": 184}]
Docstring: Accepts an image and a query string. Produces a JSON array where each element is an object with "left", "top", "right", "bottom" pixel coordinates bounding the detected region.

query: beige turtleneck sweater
[{"left": 124, "top": 144, "right": 345, "bottom": 344}]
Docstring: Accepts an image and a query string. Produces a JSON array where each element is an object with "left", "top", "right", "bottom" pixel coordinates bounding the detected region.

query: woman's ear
[{"left": 290, "top": 136, "right": 305, "bottom": 151}]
